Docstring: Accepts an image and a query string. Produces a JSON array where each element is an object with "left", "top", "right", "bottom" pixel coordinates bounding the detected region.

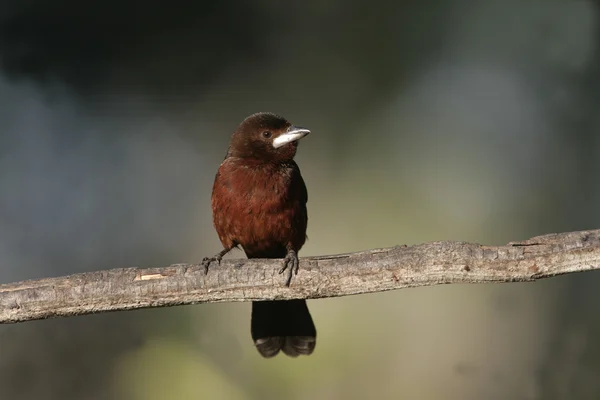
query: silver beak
[{"left": 272, "top": 126, "right": 311, "bottom": 149}]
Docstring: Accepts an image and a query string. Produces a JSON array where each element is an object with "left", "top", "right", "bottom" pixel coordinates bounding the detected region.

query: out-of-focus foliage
[{"left": 0, "top": 1, "right": 599, "bottom": 399}]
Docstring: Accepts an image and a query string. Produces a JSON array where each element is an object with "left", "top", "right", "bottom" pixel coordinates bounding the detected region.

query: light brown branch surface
[{"left": 1, "top": 230, "right": 599, "bottom": 324}]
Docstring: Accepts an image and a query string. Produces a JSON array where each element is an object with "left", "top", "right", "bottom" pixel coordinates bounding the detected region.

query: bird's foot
[
  {"left": 279, "top": 249, "right": 299, "bottom": 287},
  {"left": 202, "top": 247, "right": 233, "bottom": 274},
  {"left": 201, "top": 255, "right": 221, "bottom": 274}
]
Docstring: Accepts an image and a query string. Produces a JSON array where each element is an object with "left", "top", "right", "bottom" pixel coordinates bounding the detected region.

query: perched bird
[{"left": 202, "top": 112, "right": 316, "bottom": 358}]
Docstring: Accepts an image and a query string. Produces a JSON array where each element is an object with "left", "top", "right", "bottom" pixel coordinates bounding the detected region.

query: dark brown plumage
[{"left": 202, "top": 112, "right": 316, "bottom": 358}]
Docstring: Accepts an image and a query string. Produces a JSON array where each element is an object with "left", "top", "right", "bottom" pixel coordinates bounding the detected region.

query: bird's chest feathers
[
  {"left": 227, "top": 163, "right": 296, "bottom": 212},
  {"left": 212, "top": 160, "right": 306, "bottom": 251}
]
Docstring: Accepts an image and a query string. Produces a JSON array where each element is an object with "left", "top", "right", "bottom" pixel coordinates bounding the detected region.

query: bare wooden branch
[{"left": 1, "top": 229, "right": 599, "bottom": 324}]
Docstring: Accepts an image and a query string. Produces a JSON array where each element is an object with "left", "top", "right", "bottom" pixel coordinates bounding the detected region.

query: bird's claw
[
  {"left": 201, "top": 255, "right": 221, "bottom": 274},
  {"left": 279, "top": 250, "right": 299, "bottom": 287}
]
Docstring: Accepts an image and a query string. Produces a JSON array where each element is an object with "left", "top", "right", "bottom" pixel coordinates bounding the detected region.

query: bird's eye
[{"left": 262, "top": 131, "right": 272, "bottom": 138}]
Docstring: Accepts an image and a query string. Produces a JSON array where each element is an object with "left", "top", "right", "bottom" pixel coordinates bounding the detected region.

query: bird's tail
[{"left": 251, "top": 299, "right": 316, "bottom": 358}]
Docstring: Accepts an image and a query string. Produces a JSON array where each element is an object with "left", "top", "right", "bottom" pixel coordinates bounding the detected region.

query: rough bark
[{"left": 1, "top": 229, "right": 599, "bottom": 324}]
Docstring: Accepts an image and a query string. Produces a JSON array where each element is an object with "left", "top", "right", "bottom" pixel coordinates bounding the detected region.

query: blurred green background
[{"left": 1, "top": 1, "right": 599, "bottom": 399}]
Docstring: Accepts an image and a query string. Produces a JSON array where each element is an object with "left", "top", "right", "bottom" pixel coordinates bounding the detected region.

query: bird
[{"left": 202, "top": 112, "right": 316, "bottom": 358}]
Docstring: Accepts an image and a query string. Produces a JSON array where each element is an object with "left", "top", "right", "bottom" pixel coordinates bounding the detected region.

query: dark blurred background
[{"left": 1, "top": 1, "right": 599, "bottom": 399}]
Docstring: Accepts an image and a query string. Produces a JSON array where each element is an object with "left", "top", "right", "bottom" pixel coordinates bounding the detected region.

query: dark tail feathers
[{"left": 251, "top": 299, "right": 316, "bottom": 358}]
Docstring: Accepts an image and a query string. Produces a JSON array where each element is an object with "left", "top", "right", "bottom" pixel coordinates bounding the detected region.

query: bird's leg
[
  {"left": 279, "top": 247, "right": 299, "bottom": 287},
  {"left": 202, "top": 247, "right": 232, "bottom": 274}
]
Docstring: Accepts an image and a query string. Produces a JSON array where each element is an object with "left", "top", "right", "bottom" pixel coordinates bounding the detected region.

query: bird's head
[{"left": 227, "top": 112, "right": 310, "bottom": 163}]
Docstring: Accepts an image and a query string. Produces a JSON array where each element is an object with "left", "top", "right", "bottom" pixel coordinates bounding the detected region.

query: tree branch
[{"left": 1, "top": 229, "right": 599, "bottom": 324}]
